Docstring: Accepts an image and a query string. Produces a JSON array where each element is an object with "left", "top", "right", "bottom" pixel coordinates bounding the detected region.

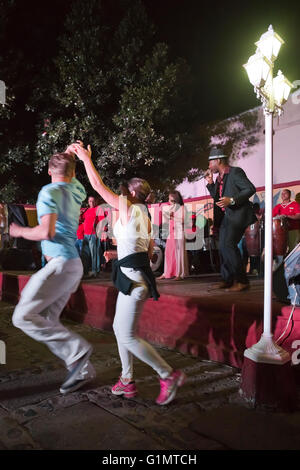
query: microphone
[{"left": 197, "top": 169, "right": 212, "bottom": 180}]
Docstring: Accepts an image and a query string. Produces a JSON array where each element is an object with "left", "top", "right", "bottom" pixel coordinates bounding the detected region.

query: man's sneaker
[
  {"left": 111, "top": 378, "right": 137, "bottom": 398},
  {"left": 156, "top": 370, "right": 186, "bottom": 405},
  {"left": 61, "top": 347, "right": 93, "bottom": 389},
  {"left": 60, "top": 361, "right": 96, "bottom": 395}
]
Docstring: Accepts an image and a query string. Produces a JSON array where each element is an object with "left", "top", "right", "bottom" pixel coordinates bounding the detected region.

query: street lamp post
[
  {"left": 243, "top": 25, "right": 292, "bottom": 364},
  {"left": 241, "top": 26, "right": 295, "bottom": 408}
]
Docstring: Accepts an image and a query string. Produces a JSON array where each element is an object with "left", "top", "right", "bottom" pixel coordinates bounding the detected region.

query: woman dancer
[
  {"left": 158, "top": 190, "right": 189, "bottom": 280},
  {"left": 71, "top": 142, "right": 185, "bottom": 405}
]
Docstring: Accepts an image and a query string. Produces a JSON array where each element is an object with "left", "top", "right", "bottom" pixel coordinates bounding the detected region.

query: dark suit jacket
[
  {"left": 206, "top": 166, "right": 257, "bottom": 230},
  {"left": 7, "top": 204, "right": 33, "bottom": 249}
]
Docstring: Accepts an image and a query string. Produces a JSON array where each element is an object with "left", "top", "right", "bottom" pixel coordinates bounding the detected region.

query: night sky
[
  {"left": 144, "top": 0, "right": 300, "bottom": 122},
  {"left": 3, "top": 0, "right": 300, "bottom": 124}
]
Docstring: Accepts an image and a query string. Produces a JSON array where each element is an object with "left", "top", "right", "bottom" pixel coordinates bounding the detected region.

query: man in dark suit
[{"left": 205, "top": 147, "right": 257, "bottom": 292}]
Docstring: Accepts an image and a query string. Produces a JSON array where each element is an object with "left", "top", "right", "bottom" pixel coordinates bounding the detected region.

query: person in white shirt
[{"left": 71, "top": 141, "right": 186, "bottom": 406}]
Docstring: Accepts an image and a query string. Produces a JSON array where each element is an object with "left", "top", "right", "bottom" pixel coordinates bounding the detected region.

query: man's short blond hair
[{"left": 49, "top": 152, "right": 76, "bottom": 177}]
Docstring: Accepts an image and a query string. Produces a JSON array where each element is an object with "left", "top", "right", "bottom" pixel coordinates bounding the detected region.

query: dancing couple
[{"left": 10, "top": 142, "right": 185, "bottom": 405}]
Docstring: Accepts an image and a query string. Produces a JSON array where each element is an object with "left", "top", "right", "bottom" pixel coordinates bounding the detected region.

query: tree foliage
[
  {"left": 0, "top": 0, "right": 26, "bottom": 202},
  {"left": 0, "top": 0, "right": 203, "bottom": 203},
  {"left": 32, "top": 0, "right": 196, "bottom": 195},
  {"left": 0, "top": 0, "right": 72, "bottom": 202}
]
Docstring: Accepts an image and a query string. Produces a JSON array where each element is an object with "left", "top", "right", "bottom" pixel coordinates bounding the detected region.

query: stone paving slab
[
  {"left": 12, "top": 392, "right": 88, "bottom": 425},
  {"left": 0, "top": 416, "right": 41, "bottom": 450},
  {"left": 2, "top": 301, "right": 300, "bottom": 451},
  {"left": 0, "top": 407, "right": 8, "bottom": 419},
  {"left": 86, "top": 387, "right": 226, "bottom": 450},
  {"left": 189, "top": 405, "right": 300, "bottom": 450},
  {"left": 24, "top": 401, "right": 165, "bottom": 450},
  {"left": 0, "top": 365, "right": 67, "bottom": 410}
]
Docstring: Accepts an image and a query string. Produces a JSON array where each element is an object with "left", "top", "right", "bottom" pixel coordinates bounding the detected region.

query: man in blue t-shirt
[{"left": 10, "top": 150, "right": 95, "bottom": 394}]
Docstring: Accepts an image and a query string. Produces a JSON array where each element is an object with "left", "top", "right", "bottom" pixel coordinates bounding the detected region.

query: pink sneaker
[
  {"left": 156, "top": 370, "right": 186, "bottom": 405},
  {"left": 111, "top": 378, "right": 137, "bottom": 398}
]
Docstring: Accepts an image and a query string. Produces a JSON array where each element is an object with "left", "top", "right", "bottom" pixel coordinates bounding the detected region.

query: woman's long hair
[{"left": 127, "top": 178, "right": 151, "bottom": 204}]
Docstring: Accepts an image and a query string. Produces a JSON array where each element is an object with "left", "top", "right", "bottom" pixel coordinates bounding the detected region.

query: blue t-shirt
[{"left": 36, "top": 178, "right": 86, "bottom": 259}]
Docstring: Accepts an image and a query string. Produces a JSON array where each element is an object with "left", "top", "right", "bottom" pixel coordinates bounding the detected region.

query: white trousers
[
  {"left": 113, "top": 267, "right": 172, "bottom": 380},
  {"left": 12, "top": 257, "right": 91, "bottom": 368}
]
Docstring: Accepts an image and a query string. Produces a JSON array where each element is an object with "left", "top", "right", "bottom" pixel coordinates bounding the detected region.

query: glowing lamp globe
[
  {"left": 273, "top": 70, "right": 293, "bottom": 106},
  {"left": 243, "top": 50, "right": 272, "bottom": 88},
  {"left": 255, "top": 25, "right": 284, "bottom": 63}
]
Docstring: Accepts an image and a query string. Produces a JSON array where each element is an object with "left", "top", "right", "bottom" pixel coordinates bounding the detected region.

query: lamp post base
[
  {"left": 244, "top": 333, "right": 290, "bottom": 364},
  {"left": 240, "top": 335, "right": 296, "bottom": 411}
]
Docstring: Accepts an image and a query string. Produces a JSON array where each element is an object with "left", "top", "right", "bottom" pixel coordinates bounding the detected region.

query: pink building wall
[{"left": 176, "top": 91, "right": 300, "bottom": 199}]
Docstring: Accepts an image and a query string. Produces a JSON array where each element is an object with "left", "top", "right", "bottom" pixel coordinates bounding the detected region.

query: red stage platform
[{"left": 0, "top": 271, "right": 299, "bottom": 369}]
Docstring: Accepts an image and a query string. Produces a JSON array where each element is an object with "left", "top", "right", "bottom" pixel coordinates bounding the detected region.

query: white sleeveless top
[{"left": 113, "top": 204, "right": 150, "bottom": 260}]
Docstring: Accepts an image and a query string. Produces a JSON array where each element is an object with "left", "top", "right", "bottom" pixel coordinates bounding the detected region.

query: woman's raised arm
[{"left": 71, "top": 143, "right": 121, "bottom": 211}]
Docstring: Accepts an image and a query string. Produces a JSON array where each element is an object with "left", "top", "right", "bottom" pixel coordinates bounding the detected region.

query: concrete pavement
[{"left": 1, "top": 300, "right": 300, "bottom": 452}]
